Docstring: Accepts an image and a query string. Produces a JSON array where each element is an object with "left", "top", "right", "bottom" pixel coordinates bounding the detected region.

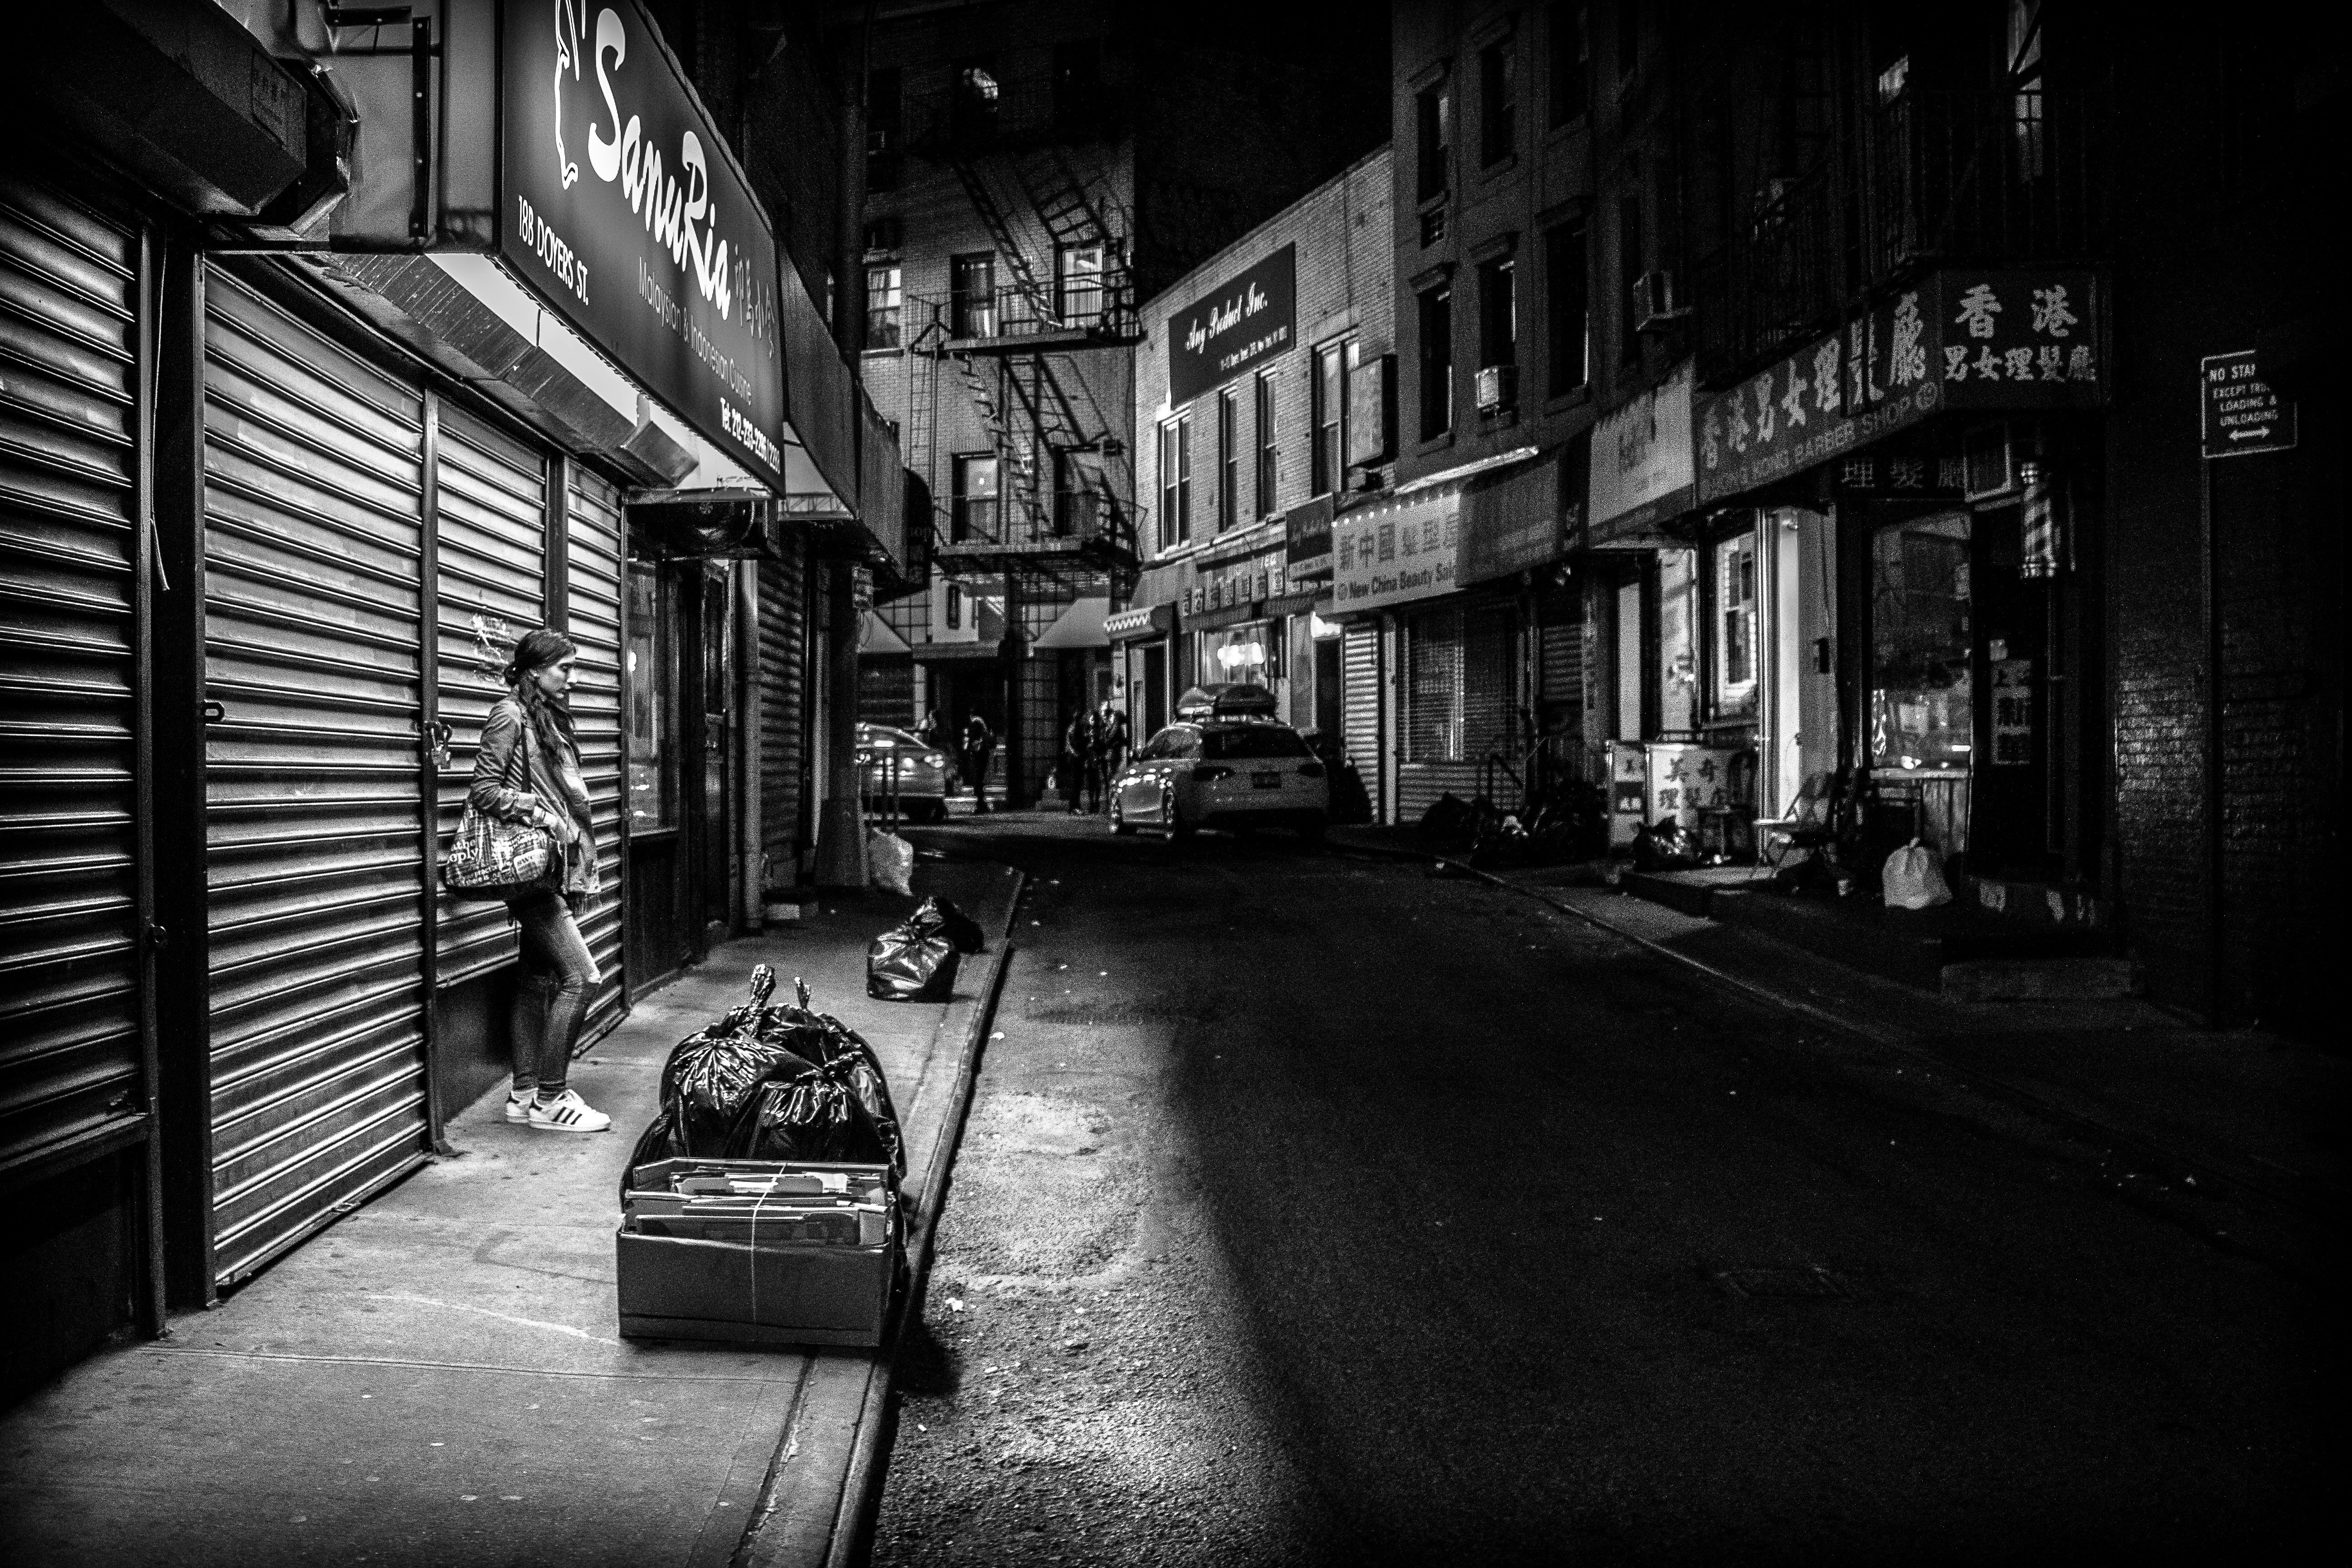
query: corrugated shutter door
[
  {"left": 1538, "top": 583, "right": 1582, "bottom": 722},
  {"left": 1342, "top": 624, "right": 1380, "bottom": 820},
  {"left": 566, "top": 466, "right": 625, "bottom": 1041},
  {"left": 0, "top": 176, "right": 148, "bottom": 1183},
  {"left": 759, "top": 544, "right": 807, "bottom": 890},
  {"left": 1460, "top": 601, "right": 1515, "bottom": 763},
  {"left": 201, "top": 269, "right": 428, "bottom": 1286},
  {"left": 432, "top": 402, "right": 547, "bottom": 987}
]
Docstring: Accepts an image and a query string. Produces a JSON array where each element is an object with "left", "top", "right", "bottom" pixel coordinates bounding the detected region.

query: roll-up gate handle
[{"left": 201, "top": 700, "right": 226, "bottom": 724}]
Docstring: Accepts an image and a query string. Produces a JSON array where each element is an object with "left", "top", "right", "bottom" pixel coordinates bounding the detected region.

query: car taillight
[
  {"left": 1191, "top": 764, "right": 1234, "bottom": 783},
  {"left": 1297, "top": 762, "right": 1326, "bottom": 778}
]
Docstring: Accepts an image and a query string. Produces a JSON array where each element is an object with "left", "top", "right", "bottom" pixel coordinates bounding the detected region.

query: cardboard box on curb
[{"left": 617, "top": 1158, "right": 901, "bottom": 1348}]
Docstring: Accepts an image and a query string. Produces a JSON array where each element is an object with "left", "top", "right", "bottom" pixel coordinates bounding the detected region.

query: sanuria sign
[{"left": 500, "top": 0, "right": 786, "bottom": 488}]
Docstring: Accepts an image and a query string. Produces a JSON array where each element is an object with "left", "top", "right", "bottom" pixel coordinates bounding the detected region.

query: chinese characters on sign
[
  {"left": 2199, "top": 350, "right": 2298, "bottom": 459},
  {"left": 1990, "top": 660, "right": 2034, "bottom": 767},
  {"left": 1587, "top": 364, "right": 1696, "bottom": 541},
  {"left": 1331, "top": 487, "right": 1459, "bottom": 612},
  {"left": 1697, "top": 269, "right": 2106, "bottom": 509}
]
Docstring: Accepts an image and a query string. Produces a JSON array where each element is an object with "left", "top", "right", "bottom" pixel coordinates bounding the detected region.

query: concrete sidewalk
[
  {"left": 1328, "top": 825, "right": 2351, "bottom": 1236},
  {"left": 0, "top": 857, "right": 1021, "bottom": 1568}
]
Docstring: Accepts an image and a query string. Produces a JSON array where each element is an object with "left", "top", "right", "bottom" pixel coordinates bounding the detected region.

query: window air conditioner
[
  {"left": 1475, "top": 363, "right": 1517, "bottom": 413},
  {"left": 1633, "top": 269, "right": 1686, "bottom": 331}
]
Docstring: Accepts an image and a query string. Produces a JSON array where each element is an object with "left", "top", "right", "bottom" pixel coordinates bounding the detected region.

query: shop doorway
[
  {"left": 1966, "top": 503, "right": 2053, "bottom": 879},
  {"left": 1140, "top": 642, "right": 1167, "bottom": 737},
  {"left": 626, "top": 562, "right": 688, "bottom": 991},
  {"left": 926, "top": 662, "right": 1007, "bottom": 798}
]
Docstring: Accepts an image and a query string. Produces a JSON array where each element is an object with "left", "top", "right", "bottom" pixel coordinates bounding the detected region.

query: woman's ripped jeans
[{"left": 508, "top": 890, "right": 600, "bottom": 1095}]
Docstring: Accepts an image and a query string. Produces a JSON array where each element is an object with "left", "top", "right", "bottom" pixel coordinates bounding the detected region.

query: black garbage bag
[
  {"left": 659, "top": 1028, "right": 823, "bottom": 1152},
  {"left": 868, "top": 917, "right": 960, "bottom": 1002},
  {"left": 723, "top": 1070, "right": 893, "bottom": 1165},
  {"left": 1416, "top": 792, "right": 1474, "bottom": 850},
  {"left": 913, "top": 895, "right": 986, "bottom": 955}
]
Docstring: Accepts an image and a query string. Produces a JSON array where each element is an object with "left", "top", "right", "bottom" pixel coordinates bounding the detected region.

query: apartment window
[
  {"left": 1549, "top": 5, "right": 1590, "bottom": 127},
  {"left": 1311, "top": 342, "right": 1347, "bottom": 497},
  {"left": 1616, "top": 195, "right": 1642, "bottom": 365},
  {"left": 1254, "top": 370, "right": 1279, "bottom": 515},
  {"left": 1480, "top": 38, "right": 1517, "bottom": 167},
  {"left": 1417, "top": 284, "right": 1454, "bottom": 440},
  {"left": 1479, "top": 257, "right": 1516, "bottom": 374},
  {"left": 1416, "top": 83, "right": 1451, "bottom": 201},
  {"left": 953, "top": 62, "right": 1000, "bottom": 145},
  {"left": 946, "top": 582, "right": 964, "bottom": 631},
  {"left": 951, "top": 253, "right": 996, "bottom": 338},
  {"left": 864, "top": 265, "right": 902, "bottom": 349},
  {"left": 952, "top": 455, "right": 1000, "bottom": 542},
  {"left": 1056, "top": 243, "right": 1104, "bottom": 327},
  {"left": 1617, "top": 0, "right": 1638, "bottom": 80},
  {"left": 1545, "top": 219, "right": 1589, "bottom": 397},
  {"left": 866, "top": 67, "right": 903, "bottom": 192},
  {"left": 1158, "top": 415, "right": 1192, "bottom": 551},
  {"left": 1216, "top": 387, "right": 1241, "bottom": 531}
]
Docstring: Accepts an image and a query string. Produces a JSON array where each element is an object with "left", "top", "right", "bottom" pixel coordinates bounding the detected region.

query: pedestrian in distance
[
  {"left": 916, "top": 706, "right": 942, "bottom": 750},
  {"left": 1097, "top": 700, "right": 1131, "bottom": 784},
  {"left": 1062, "top": 706, "right": 1099, "bottom": 813},
  {"left": 471, "top": 627, "right": 611, "bottom": 1132},
  {"left": 960, "top": 712, "right": 995, "bottom": 814}
]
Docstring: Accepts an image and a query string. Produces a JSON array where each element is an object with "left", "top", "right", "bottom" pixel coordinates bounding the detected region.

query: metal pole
[{"left": 2201, "top": 455, "right": 2225, "bottom": 1024}]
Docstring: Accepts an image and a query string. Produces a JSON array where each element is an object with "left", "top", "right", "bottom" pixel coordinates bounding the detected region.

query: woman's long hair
[{"left": 503, "top": 626, "right": 580, "bottom": 764}]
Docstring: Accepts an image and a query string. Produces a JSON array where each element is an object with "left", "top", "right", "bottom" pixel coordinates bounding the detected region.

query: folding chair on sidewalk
[{"left": 1752, "top": 771, "right": 1838, "bottom": 882}]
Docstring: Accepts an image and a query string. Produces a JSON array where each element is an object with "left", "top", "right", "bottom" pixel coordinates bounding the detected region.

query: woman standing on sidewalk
[{"left": 471, "top": 627, "right": 611, "bottom": 1132}]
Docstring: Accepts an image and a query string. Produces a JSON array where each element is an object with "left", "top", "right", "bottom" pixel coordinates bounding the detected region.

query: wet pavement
[{"left": 870, "top": 816, "right": 2337, "bottom": 1566}]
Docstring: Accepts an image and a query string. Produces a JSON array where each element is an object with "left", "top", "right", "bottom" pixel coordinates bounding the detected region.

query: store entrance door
[
  {"left": 625, "top": 563, "right": 688, "bottom": 992},
  {"left": 1969, "top": 504, "right": 2053, "bottom": 879},
  {"left": 696, "top": 566, "right": 733, "bottom": 949}
]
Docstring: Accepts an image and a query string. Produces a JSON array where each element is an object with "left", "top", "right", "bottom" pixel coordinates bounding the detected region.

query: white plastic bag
[
  {"left": 1881, "top": 838, "right": 1952, "bottom": 910},
  {"left": 868, "top": 828, "right": 915, "bottom": 897}
]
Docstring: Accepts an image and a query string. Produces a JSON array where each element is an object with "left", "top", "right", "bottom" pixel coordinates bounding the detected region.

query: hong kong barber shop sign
[
  {"left": 1698, "top": 269, "right": 2104, "bottom": 506},
  {"left": 500, "top": 0, "right": 786, "bottom": 489},
  {"left": 1167, "top": 245, "right": 1297, "bottom": 407}
]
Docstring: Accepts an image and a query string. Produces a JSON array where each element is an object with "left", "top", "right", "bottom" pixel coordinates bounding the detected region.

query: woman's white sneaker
[
  {"left": 527, "top": 1089, "right": 611, "bottom": 1132},
  {"left": 503, "top": 1093, "right": 534, "bottom": 1124}
]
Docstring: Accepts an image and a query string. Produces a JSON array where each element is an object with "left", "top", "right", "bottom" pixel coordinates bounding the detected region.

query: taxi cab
[{"left": 1109, "top": 685, "right": 1329, "bottom": 842}]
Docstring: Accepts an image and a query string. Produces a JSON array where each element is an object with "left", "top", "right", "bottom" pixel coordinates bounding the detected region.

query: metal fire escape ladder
[
  {"left": 1009, "top": 147, "right": 1135, "bottom": 333},
  {"left": 952, "top": 350, "right": 1052, "bottom": 542},
  {"left": 903, "top": 321, "right": 954, "bottom": 555},
  {"left": 948, "top": 161, "right": 1063, "bottom": 324}
]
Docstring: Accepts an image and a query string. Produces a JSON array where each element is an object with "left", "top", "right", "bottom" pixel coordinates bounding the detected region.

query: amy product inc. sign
[
  {"left": 1166, "top": 245, "right": 1297, "bottom": 407},
  {"left": 500, "top": 0, "right": 786, "bottom": 488}
]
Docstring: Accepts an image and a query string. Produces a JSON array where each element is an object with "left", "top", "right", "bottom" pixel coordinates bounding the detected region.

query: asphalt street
[{"left": 870, "top": 817, "right": 2335, "bottom": 1567}]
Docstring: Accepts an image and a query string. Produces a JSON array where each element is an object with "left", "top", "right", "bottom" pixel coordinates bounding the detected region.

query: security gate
[
  {"left": 201, "top": 268, "right": 430, "bottom": 1287},
  {"left": 0, "top": 174, "right": 157, "bottom": 1200},
  {"left": 565, "top": 464, "right": 627, "bottom": 1039}
]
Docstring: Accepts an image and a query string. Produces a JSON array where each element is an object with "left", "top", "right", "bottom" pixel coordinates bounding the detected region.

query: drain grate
[{"left": 1714, "top": 1266, "right": 1862, "bottom": 1299}]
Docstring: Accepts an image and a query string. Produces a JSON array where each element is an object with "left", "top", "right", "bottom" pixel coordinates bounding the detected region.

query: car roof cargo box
[{"left": 1175, "top": 684, "right": 1279, "bottom": 721}]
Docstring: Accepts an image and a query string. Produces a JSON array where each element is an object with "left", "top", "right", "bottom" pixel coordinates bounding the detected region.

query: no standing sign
[{"left": 2200, "top": 351, "right": 2298, "bottom": 459}]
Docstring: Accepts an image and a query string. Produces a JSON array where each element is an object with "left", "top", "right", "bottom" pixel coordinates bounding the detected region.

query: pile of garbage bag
[
  {"left": 866, "top": 895, "right": 984, "bottom": 1003},
  {"left": 621, "top": 964, "right": 905, "bottom": 1205}
]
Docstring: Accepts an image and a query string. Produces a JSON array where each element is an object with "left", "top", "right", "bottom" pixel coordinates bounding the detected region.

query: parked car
[
  {"left": 856, "top": 723, "right": 951, "bottom": 822},
  {"left": 1109, "top": 713, "right": 1330, "bottom": 841}
]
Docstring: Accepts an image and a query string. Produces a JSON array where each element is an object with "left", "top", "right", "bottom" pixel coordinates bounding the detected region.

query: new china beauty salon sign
[
  {"left": 500, "top": 1, "right": 786, "bottom": 489},
  {"left": 1166, "top": 245, "right": 1297, "bottom": 407}
]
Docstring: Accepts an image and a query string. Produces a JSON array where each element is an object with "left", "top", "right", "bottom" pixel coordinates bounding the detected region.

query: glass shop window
[
  {"left": 1657, "top": 547, "right": 1698, "bottom": 734},
  {"left": 625, "top": 564, "right": 676, "bottom": 829},
  {"left": 1870, "top": 513, "right": 1974, "bottom": 772},
  {"left": 1714, "top": 531, "right": 1758, "bottom": 720}
]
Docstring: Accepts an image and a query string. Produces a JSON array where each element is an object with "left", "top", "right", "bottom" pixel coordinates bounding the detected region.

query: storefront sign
[
  {"left": 1990, "top": 659, "right": 2034, "bottom": 766},
  {"left": 1331, "top": 486, "right": 1459, "bottom": 613},
  {"left": 1588, "top": 363, "right": 1695, "bottom": 542},
  {"left": 1456, "top": 450, "right": 1565, "bottom": 587},
  {"left": 1166, "top": 245, "right": 1296, "bottom": 407},
  {"left": 500, "top": 1, "right": 786, "bottom": 490},
  {"left": 1285, "top": 495, "right": 1335, "bottom": 578},
  {"left": 2200, "top": 350, "right": 2297, "bottom": 458},
  {"left": 1700, "top": 269, "right": 2106, "bottom": 507}
]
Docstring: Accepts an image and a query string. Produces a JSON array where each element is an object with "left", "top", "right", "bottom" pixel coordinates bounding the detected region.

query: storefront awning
[
  {"left": 1330, "top": 449, "right": 1542, "bottom": 615},
  {"left": 1587, "top": 363, "right": 1697, "bottom": 547},
  {"left": 627, "top": 489, "right": 784, "bottom": 559},
  {"left": 1105, "top": 602, "right": 1178, "bottom": 643},
  {"left": 861, "top": 611, "right": 911, "bottom": 655},
  {"left": 1031, "top": 597, "right": 1112, "bottom": 651},
  {"left": 909, "top": 641, "right": 1005, "bottom": 665}
]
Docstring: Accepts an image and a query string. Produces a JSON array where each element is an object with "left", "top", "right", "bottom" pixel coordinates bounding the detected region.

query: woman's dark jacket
[{"left": 469, "top": 693, "right": 599, "bottom": 906}]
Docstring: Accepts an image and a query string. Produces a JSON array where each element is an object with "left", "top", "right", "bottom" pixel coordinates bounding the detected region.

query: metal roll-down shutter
[
  {"left": 0, "top": 174, "right": 151, "bottom": 1186},
  {"left": 201, "top": 269, "right": 429, "bottom": 1286},
  {"left": 566, "top": 465, "right": 626, "bottom": 1042},
  {"left": 759, "top": 542, "right": 808, "bottom": 891},
  {"left": 1341, "top": 624, "right": 1381, "bottom": 823},
  {"left": 431, "top": 402, "right": 547, "bottom": 988}
]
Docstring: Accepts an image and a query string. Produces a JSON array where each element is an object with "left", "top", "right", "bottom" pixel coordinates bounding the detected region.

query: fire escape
[{"left": 901, "top": 73, "right": 1142, "bottom": 593}]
